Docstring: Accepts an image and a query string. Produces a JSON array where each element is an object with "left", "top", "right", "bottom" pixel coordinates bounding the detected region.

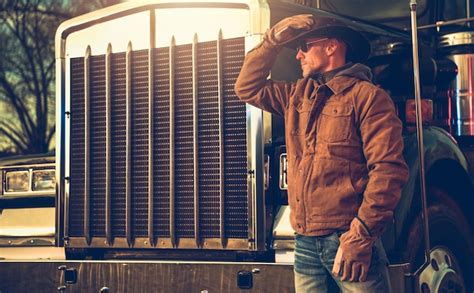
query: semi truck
[{"left": 1, "top": 0, "right": 473, "bottom": 292}]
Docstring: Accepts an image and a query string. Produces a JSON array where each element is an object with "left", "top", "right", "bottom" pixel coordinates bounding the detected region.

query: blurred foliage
[{"left": 0, "top": 0, "right": 121, "bottom": 156}]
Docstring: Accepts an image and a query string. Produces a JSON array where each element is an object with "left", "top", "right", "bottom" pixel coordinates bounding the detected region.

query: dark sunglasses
[{"left": 297, "top": 38, "right": 329, "bottom": 53}]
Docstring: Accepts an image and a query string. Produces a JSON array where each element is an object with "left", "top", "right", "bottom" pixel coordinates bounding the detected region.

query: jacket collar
[{"left": 325, "top": 75, "right": 359, "bottom": 95}]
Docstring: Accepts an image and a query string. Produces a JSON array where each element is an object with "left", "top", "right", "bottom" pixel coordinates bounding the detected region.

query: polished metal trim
[
  {"left": 279, "top": 153, "right": 288, "bottom": 190},
  {"left": 28, "top": 168, "right": 33, "bottom": 195},
  {"left": 410, "top": 1, "right": 430, "bottom": 267},
  {"left": 0, "top": 163, "right": 56, "bottom": 171},
  {"left": 192, "top": 33, "right": 200, "bottom": 248},
  {"left": 418, "top": 17, "right": 474, "bottom": 30},
  {"left": 56, "top": 36, "right": 66, "bottom": 247},
  {"left": 0, "top": 192, "right": 55, "bottom": 199},
  {"left": 0, "top": 237, "right": 56, "bottom": 247},
  {"left": 438, "top": 31, "right": 474, "bottom": 48},
  {"left": 84, "top": 45, "right": 91, "bottom": 246},
  {"left": 246, "top": 2, "right": 270, "bottom": 252},
  {"left": 105, "top": 43, "right": 112, "bottom": 246},
  {"left": 67, "top": 237, "right": 249, "bottom": 250},
  {"left": 169, "top": 36, "right": 176, "bottom": 248},
  {"left": 55, "top": 2, "right": 250, "bottom": 58},
  {"left": 264, "top": 154, "right": 269, "bottom": 191},
  {"left": 62, "top": 57, "right": 72, "bottom": 248},
  {"left": 273, "top": 239, "right": 295, "bottom": 250},
  {"left": 126, "top": 42, "right": 133, "bottom": 248},
  {"left": 148, "top": 9, "right": 156, "bottom": 247},
  {"left": 216, "top": 30, "right": 227, "bottom": 248}
]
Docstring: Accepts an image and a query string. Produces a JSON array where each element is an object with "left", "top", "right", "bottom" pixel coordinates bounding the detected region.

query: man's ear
[
  {"left": 326, "top": 39, "right": 347, "bottom": 60},
  {"left": 325, "top": 39, "right": 338, "bottom": 56}
]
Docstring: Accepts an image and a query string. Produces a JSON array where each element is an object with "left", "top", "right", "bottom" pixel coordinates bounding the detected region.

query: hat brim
[{"left": 284, "top": 25, "right": 370, "bottom": 63}]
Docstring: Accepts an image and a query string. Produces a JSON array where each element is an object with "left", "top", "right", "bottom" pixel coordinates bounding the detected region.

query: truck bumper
[
  {"left": 0, "top": 260, "right": 295, "bottom": 292},
  {"left": 0, "top": 260, "right": 413, "bottom": 293}
]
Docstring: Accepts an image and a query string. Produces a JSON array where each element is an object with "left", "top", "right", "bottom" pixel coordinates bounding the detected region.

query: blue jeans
[{"left": 294, "top": 232, "right": 391, "bottom": 293}]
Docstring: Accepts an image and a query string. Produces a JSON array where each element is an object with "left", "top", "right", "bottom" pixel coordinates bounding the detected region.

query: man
[{"left": 234, "top": 15, "right": 409, "bottom": 292}]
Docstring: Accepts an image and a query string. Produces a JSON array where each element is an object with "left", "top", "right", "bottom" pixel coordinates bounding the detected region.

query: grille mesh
[
  {"left": 174, "top": 44, "right": 195, "bottom": 238},
  {"left": 222, "top": 39, "right": 248, "bottom": 238},
  {"left": 131, "top": 50, "right": 150, "bottom": 237},
  {"left": 69, "top": 37, "right": 248, "bottom": 246},
  {"left": 69, "top": 58, "right": 85, "bottom": 237},
  {"left": 153, "top": 47, "right": 171, "bottom": 237},
  {"left": 89, "top": 56, "right": 106, "bottom": 237},
  {"left": 111, "top": 53, "right": 127, "bottom": 237},
  {"left": 197, "top": 42, "right": 221, "bottom": 238}
]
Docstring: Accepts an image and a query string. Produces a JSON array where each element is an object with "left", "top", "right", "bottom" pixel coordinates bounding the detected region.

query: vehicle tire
[{"left": 405, "top": 188, "right": 474, "bottom": 292}]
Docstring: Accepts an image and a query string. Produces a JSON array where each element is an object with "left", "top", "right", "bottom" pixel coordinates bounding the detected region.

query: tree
[{"left": 0, "top": 0, "right": 121, "bottom": 155}]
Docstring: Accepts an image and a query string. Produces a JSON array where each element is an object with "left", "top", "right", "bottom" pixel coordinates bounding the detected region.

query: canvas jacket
[{"left": 235, "top": 41, "right": 409, "bottom": 237}]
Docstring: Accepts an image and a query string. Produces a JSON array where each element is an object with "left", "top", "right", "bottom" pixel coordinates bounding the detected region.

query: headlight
[
  {"left": 5, "top": 170, "right": 30, "bottom": 192},
  {"left": 32, "top": 170, "right": 55, "bottom": 191},
  {"left": 2, "top": 167, "right": 55, "bottom": 195}
]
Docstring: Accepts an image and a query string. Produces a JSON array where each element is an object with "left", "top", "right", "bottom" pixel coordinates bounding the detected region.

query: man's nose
[{"left": 296, "top": 49, "right": 304, "bottom": 60}]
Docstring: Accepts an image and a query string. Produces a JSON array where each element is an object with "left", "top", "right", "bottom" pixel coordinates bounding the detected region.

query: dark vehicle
[{"left": 1, "top": 0, "right": 473, "bottom": 292}]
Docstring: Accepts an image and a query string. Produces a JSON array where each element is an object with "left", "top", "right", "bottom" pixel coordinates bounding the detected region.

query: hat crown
[{"left": 287, "top": 16, "right": 370, "bottom": 63}]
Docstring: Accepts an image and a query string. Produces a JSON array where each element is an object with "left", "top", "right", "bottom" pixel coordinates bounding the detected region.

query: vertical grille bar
[
  {"left": 105, "top": 44, "right": 112, "bottom": 246},
  {"left": 169, "top": 37, "right": 176, "bottom": 247},
  {"left": 192, "top": 34, "right": 200, "bottom": 248},
  {"left": 148, "top": 9, "right": 156, "bottom": 247},
  {"left": 84, "top": 46, "right": 91, "bottom": 245},
  {"left": 217, "top": 31, "right": 226, "bottom": 247},
  {"left": 126, "top": 42, "right": 133, "bottom": 247}
]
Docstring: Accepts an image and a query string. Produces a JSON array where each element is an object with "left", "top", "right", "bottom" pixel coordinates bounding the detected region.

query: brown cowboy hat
[{"left": 284, "top": 17, "right": 371, "bottom": 63}]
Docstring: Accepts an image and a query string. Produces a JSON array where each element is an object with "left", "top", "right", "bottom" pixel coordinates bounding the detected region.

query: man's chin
[{"left": 301, "top": 67, "right": 318, "bottom": 78}]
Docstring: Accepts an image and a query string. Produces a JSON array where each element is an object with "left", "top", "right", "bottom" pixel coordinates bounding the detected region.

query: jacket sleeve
[
  {"left": 355, "top": 85, "right": 409, "bottom": 237},
  {"left": 234, "top": 40, "right": 293, "bottom": 116}
]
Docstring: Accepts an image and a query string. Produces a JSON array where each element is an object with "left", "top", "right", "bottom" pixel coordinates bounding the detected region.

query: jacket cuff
[
  {"left": 355, "top": 213, "right": 388, "bottom": 238},
  {"left": 248, "top": 37, "right": 281, "bottom": 55},
  {"left": 354, "top": 216, "right": 372, "bottom": 237},
  {"left": 348, "top": 217, "right": 377, "bottom": 241}
]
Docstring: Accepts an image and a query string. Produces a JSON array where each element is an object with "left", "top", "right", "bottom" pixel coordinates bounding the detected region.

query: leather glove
[
  {"left": 332, "top": 218, "right": 377, "bottom": 282},
  {"left": 264, "top": 14, "right": 314, "bottom": 46}
]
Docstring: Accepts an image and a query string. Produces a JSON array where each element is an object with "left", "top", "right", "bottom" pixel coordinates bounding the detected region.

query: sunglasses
[{"left": 297, "top": 38, "right": 329, "bottom": 53}]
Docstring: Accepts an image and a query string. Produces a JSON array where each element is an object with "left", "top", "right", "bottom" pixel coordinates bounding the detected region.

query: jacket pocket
[
  {"left": 306, "top": 159, "right": 358, "bottom": 222},
  {"left": 289, "top": 101, "right": 312, "bottom": 136},
  {"left": 318, "top": 103, "right": 353, "bottom": 143}
]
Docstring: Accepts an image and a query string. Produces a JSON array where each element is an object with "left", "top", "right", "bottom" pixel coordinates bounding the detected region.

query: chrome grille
[{"left": 68, "top": 37, "right": 248, "bottom": 248}]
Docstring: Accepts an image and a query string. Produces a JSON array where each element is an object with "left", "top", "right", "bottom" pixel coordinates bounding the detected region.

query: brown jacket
[{"left": 235, "top": 41, "right": 409, "bottom": 237}]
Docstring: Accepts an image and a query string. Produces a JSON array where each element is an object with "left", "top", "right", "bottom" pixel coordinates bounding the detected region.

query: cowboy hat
[{"left": 283, "top": 17, "right": 371, "bottom": 63}]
